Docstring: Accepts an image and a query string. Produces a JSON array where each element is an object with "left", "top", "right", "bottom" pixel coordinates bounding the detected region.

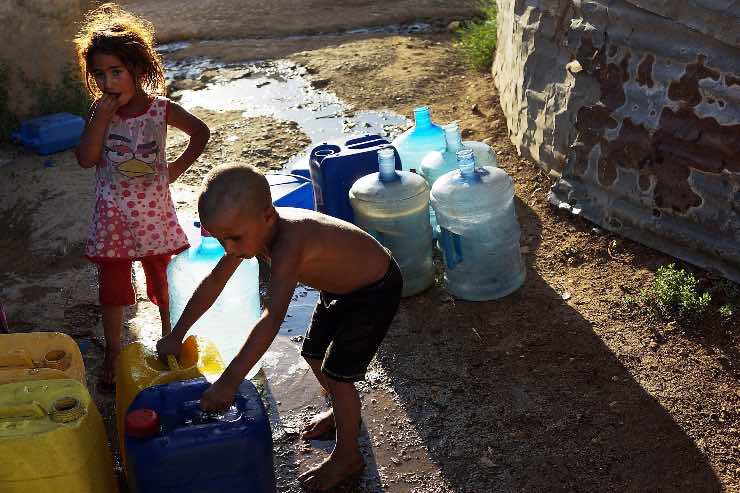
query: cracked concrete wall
[
  {"left": 0, "top": 0, "right": 92, "bottom": 122},
  {"left": 493, "top": 0, "right": 740, "bottom": 282}
]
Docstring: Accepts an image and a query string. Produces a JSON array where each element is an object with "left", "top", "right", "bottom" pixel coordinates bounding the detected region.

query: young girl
[{"left": 74, "top": 3, "right": 210, "bottom": 387}]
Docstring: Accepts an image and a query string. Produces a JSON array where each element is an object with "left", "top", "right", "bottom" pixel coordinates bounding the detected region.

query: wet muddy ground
[{"left": 2, "top": 3, "right": 740, "bottom": 493}]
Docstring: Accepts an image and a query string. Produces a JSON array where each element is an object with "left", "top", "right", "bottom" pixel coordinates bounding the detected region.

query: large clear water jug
[
  {"left": 422, "top": 123, "right": 500, "bottom": 237},
  {"left": 349, "top": 146, "right": 434, "bottom": 297},
  {"left": 168, "top": 224, "right": 262, "bottom": 378},
  {"left": 430, "top": 149, "right": 525, "bottom": 300},
  {"left": 391, "top": 106, "right": 446, "bottom": 171}
]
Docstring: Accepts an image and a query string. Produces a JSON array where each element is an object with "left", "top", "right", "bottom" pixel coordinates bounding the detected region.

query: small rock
[
  {"left": 479, "top": 456, "right": 495, "bottom": 467},
  {"left": 447, "top": 21, "right": 461, "bottom": 32},
  {"left": 256, "top": 80, "right": 271, "bottom": 88},
  {"left": 311, "top": 78, "right": 330, "bottom": 89},
  {"left": 566, "top": 60, "right": 583, "bottom": 74}
]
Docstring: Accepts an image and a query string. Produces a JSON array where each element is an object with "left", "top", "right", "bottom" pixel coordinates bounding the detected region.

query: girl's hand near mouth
[{"left": 95, "top": 92, "right": 121, "bottom": 121}]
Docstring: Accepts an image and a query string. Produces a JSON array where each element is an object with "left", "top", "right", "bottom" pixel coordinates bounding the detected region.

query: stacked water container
[
  {"left": 167, "top": 224, "right": 262, "bottom": 374},
  {"left": 349, "top": 146, "right": 435, "bottom": 296},
  {"left": 431, "top": 149, "right": 526, "bottom": 300},
  {"left": 0, "top": 332, "right": 118, "bottom": 492},
  {"left": 116, "top": 337, "right": 275, "bottom": 492},
  {"left": 392, "top": 106, "right": 446, "bottom": 172},
  {"left": 124, "top": 378, "right": 275, "bottom": 492}
]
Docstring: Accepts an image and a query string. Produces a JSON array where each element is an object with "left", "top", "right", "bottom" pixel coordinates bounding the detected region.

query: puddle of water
[{"left": 177, "top": 61, "right": 407, "bottom": 145}]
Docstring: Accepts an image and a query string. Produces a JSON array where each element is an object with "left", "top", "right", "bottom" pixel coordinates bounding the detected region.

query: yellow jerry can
[
  {"left": 115, "top": 335, "right": 224, "bottom": 461},
  {"left": 0, "top": 332, "right": 86, "bottom": 386},
  {"left": 0, "top": 379, "right": 118, "bottom": 493}
]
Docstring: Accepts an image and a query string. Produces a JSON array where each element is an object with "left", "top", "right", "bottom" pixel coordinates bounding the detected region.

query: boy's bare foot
[
  {"left": 301, "top": 409, "right": 335, "bottom": 440},
  {"left": 298, "top": 449, "right": 365, "bottom": 491}
]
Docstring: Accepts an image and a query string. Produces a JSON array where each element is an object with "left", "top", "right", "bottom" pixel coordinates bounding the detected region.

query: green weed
[
  {"left": 719, "top": 304, "right": 734, "bottom": 319},
  {"left": 457, "top": 1, "right": 498, "bottom": 72},
  {"left": 646, "top": 263, "right": 711, "bottom": 323}
]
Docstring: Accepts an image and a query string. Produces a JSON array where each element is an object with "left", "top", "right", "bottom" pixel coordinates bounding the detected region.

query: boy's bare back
[{"left": 269, "top": 207, "right": 390, "bottom": 294}]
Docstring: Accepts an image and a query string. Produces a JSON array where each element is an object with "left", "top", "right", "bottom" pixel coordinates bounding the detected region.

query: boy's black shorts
[{"left": 300, "top": 255, "right": 403, "bottom": 382}]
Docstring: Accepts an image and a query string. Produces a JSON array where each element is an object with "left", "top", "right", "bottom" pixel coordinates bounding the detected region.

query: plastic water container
[
  {"left": 349, "top": 146, "right": 434, "bottom": 296},
  {"left": 168, "top": 226, "right": 261, "bottom": 374},
  {"left": 463, "top": 139, "right": 498, "bottom": 168},
  {"left": 124, "top": 378, "right": 275, "bottom": 493},
  {"left": 431, "top": 149, "right": 525, "bottom": 300},
  {"left": 391, "top": 105, "right": 446, "bottom": 171},
  {"left": 115, "top": 335, "right": 225, "bottom": 463},
  {"left": 266, "top": 173, "right": 314, "bottom": 209},
  {"left": 309, "top": 134, "right": 401, "bottom": 223},
  {"left": 421, "top": 123, "right": 500, "bottom": 238},
  {"left": 0, "top": 332, "right": 86, "bottom": 386},
  {"left": 0, "top": 379, "right": 118, "bottom": 493},
  {"left": 11, "top": 112, "right": 85, "bottom": 155},
  {"left": 288, "top": 152, "right": 311, "bottom": 180}
]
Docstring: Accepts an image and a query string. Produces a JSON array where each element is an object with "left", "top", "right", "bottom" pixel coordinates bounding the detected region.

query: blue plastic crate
[
  {"left": 309, "top": 134, "right": 401, "bottom": 223},
  {"left": 11, "top": 112, "right": 85, "bottom": 155},
  {"left": 288, "top": 153, "right": 311, "bottom": 180},
  {"left": 266, "top": 173, "right": 314, "bottom": 209},
  {"left": 125, "top": 378, "right": 276, "bottom": 493}
]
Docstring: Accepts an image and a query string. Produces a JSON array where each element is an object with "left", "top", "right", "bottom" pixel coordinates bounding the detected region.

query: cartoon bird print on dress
[{"left": 105, "top": 117, "right": 158, "bottom": 179}]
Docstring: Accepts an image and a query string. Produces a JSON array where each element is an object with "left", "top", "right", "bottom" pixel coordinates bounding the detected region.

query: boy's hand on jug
[
  {"left": 156, "top": 333, "right": 182, "bottom": 362},
  {"left": 200, "top": 379, "right": 235, "bottom": 412}
]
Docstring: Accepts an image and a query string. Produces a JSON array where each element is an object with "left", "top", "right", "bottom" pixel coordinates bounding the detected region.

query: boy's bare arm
[
  {"left": 201, "top": 250, "right": 300, "bottom": 410},
  {"left": 157, "top": 254, "right": 242, "bottom": 356}
]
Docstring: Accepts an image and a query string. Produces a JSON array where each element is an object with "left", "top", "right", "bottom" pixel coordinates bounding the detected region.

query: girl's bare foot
[
  {"left": 301, "top": 409, "right": 335, "bottom": 440},
  {"left": 298, "top": 449, "right": 365, "bottom": 491},
  {"left": 101, "top": 347, "right": 120, "bottom": 390}
]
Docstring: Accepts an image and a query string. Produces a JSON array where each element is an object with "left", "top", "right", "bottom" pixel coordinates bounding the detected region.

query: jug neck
[
  {"left": 378, "top": 146, "right": 398, "bottom": 182},
  {"left": 456, "top": 148, "right": 476, "bottom": 178},
  {"left": 444, "top": 122, "right": 463, "bottom": 153},
  {"left": 198, "top": 226, "right": 224, "bottom": 253},
  {"left": 413, "top": 106, "right": 432, "bottom": 128}
]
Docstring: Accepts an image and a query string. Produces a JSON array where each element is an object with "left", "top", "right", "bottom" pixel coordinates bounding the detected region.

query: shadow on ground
[{"left": 375, "top": 199, "right": 722, "bottom": 492}]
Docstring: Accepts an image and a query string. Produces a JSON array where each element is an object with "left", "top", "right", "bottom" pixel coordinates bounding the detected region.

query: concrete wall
[
  {"left": 494, "top": 0, "right": 740, "bottom": 282},
  {"left": 0, "top": 0, "right": 92, "bottom": 133}
]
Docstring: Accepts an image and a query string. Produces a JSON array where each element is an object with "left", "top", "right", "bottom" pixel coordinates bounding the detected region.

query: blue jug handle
[
  {"left": 181, "top": 399, "right": 224, "bottom": 423},
  {"left": 439, "top": 228, "right": 463, "bottom": 269}
]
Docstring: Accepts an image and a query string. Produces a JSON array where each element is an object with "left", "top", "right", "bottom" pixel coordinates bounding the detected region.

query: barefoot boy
[{"left": 157, "top": 164, "right": 402, "bottom": 490}]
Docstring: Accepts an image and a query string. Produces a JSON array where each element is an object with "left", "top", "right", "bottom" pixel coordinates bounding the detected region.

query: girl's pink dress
[{"left": 85, "top": 96, "right": 189, "bottom": 262}]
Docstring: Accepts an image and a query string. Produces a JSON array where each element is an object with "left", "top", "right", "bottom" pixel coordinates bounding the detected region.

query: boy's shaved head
[{"left": 198, "top": 164, "right": 272, "bottom": 224}]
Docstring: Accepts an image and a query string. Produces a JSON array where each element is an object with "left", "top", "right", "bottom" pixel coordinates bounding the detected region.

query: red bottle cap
[{"left": 126, "top": 409, "right": 160, "bottom": 438}]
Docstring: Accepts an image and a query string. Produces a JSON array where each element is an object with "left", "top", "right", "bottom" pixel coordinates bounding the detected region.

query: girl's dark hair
[{"left": 73, "top": 3, "right": 165, "bottom": 97}]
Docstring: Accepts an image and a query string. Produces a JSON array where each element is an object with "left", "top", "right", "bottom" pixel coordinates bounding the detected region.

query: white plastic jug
[
  {"left": 430, "top": 149, "right": 525, "bottom": 300},
  {"left": 349, "top": 146, "right": 434, "bottom": 296},
  {"left": 168, "top": 224, "right": 262, "bottom": 378}
]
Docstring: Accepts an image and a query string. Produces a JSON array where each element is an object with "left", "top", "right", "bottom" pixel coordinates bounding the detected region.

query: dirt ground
[{"left": 2, "top": 2, "right": 739, "bottom": 492}]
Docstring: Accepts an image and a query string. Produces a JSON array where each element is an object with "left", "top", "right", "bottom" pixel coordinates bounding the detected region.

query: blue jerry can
[
  {"left": 124, "top": 378, "right": 276, "bottom": 493},
  {"left": 265, "top": 173, "right": 314, "bottom": 210},
  {"left": 308, "top": 134, "right": 402, "bottom": 223},
  {"left": 12, "top": 113, "right": 85, "bottom": 155}
]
